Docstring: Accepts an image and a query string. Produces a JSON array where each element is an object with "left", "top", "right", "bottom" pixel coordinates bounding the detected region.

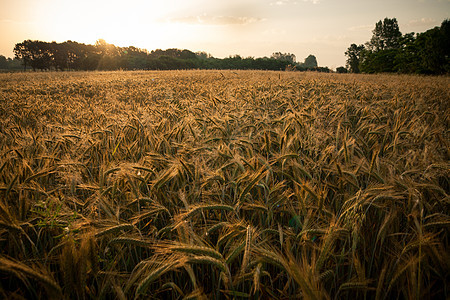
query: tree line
[
  {"left": 0, "top": 56, "right": 22, "bottom": 70},
  {"left": 345, "top": 18, "right": 449, "bottom": 74},
  {"left": 8, "top": 39, "right": 324, "bottom": 72}
]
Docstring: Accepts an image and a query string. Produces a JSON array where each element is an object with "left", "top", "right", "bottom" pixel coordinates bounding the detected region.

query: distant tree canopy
[
  {"left": 0, "top": 55, "right": 23, "bottom": 70},
  {"left": 271, "top": 52, "right": 296, "bottom": 64},
  {"left": 302, "top": 55, "right": 318, "bottom": 69},
  {"left": 11, "top": 40, "right": 326, "bottom": 72},
  {"left": 345, "top": 18, "right": 450, "bottom": 74},
  {"left": 336, "top": 66, "right": 348, "bottom": 73}
]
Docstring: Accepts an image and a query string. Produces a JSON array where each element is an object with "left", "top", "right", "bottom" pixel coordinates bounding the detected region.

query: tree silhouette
[
  {"left": 271, "top": 52, "right": 296, "bottom": 64},
  {"left": 346, "top": 18, "right": 449, "bottom": 74},
  {"left": 414, "top": 19, "right": 450, "bottom": 74},
  {"left": 367, "top": 18, "right": 402, "bottom": 51},
  {"left": 303, "top": 55, "right": 318, "bottom": 68},
  {"left": 13, "top": 40, "right": 33, "bottom": 70},
  {"left": 345, "top": 44, "right": 364, "bottom": 73},
  {"left": 336, "top": 66, "right": 348, "bottom": 73},
  {"left": 12, "top": 39, "right": 325, "bottom": 72}
]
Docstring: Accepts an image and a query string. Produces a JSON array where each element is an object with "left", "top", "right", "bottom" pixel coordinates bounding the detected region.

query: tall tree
[
  {"left": 14, "top": 40, "right": 52, "bottom": 71},
  {"left": 14, "top": 40, "right": 33, "bottom": 70},
  {"left": 345, "top": 44, "right": 365, "bottom": 73},
  {"left": 368, "top": 18, "right": 402, "bottom": 51}
]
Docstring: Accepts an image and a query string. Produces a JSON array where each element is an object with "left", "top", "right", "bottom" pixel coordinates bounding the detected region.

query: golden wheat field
[{"left": 0, "top": 70, "right": 449, "bottom": 299}]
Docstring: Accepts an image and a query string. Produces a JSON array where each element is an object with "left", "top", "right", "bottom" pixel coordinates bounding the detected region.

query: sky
[{"left": 0, "top": 0, "right": 449, "bottom": 68}]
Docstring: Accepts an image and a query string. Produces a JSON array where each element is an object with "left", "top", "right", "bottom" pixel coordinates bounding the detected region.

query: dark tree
[
  {"left": 414, "top": 19, "right": 450, "bottom": 74},
  {"left": 14, "top": 40, "right": 33, "bottom": 70},
  {"left": 180, "top": 49, "right": 197, "bottom": 60},
  {"left": 368, "top": 18, "right": 402, "bottom": 51},
  {"left": 50, "top": 41, "right": 69, "bottom": 70},
  {"left": 359, "top": 49, "right": 399, "bottom": 73},
  {"left": 271, "top": 52, "right": 296, "bottom": 64},
  {"left": 0, "top": 55, "right": 7, "bottom": 69},
  {"left": 336, "top": 66, "right": 348, "bottom": 73},
  {"left": 0, "top": 55, "right": 24, "bottom": 70},
  {"left": 195, "top": 52, "right": 211, "bottom": 60},
  {"left": 345, "top": 44, "right": 365, "bottom": 73},
  {"left": 14, "top": 40, "right": 52, "bottom": 71},
  {"left": 11, "top": 39, "right": 322, "bottom": 72},
  {"left": 345, "top": 18, "right": 449, "bottom": 74},
  {"left": 303, "top": 55, "right": 318, "bottom": 68}
]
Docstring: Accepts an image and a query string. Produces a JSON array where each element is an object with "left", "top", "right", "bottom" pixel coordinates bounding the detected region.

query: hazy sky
[{"left": 1, "top": 0, "right": 449, "bottom": 68}]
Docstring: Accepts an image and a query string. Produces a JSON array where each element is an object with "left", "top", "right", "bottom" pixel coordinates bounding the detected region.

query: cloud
[
  {"left": 347, "top": 24, "right": 373, "bottom": 32},
  {"left": 406, "top": 18, "right": 437, "bottom": 27},
  {"left": 314, "top": 35, "right": 349, "bottom": 42},
  {"left": 270, "top": 0, "right": 294, "bottom": 5},
  {"left": 263, "top": 29, "right": 287, "bottom": 36},
  {"left": 348, "top": 18, "right": 440, "bottom": 34},
  {"left": 270, "top": 0, "right": 320, "bottom": 5},
  {"left": 168, "top": 14, "right": 265, "bottom": 26}
]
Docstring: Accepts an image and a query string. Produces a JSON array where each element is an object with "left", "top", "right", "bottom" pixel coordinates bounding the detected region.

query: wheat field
[{"left": 0, "top": 70, "right": 449, "bottom": 299}]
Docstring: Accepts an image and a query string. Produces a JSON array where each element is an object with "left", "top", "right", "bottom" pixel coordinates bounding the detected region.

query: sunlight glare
[{"left": 37, "top": 0, "right": 175, "bottom": 48}]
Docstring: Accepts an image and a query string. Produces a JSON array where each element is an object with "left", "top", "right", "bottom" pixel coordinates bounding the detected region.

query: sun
[{"left": 36, "top": 0, "right": 177, "bottom": 49}]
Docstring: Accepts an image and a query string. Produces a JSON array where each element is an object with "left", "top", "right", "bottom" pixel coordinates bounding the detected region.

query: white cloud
[
  {"left": 406, "top": 18, "right": 437, "bottom": 27},
  {"left": 314, "top": 35, "right": 349, "bottom": 42},
  {"left": 270, "top": 0, "right": 293, "bottom": 5},
  {"left": 263, "top": 29, "right": 287, "bottom": 35},
  {"left": 270, "top": 0, "right": 319, "bottom": 5},
  {"left": 168, "top": 14, "right": 265, "bottom": 25},
  {"left": 347, "top": 24, "right": 373, "bottom": 32}
]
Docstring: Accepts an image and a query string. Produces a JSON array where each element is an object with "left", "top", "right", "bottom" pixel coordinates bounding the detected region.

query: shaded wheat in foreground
[{"left": 0, "top": 70, "right": 448, "bottom": 299}]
